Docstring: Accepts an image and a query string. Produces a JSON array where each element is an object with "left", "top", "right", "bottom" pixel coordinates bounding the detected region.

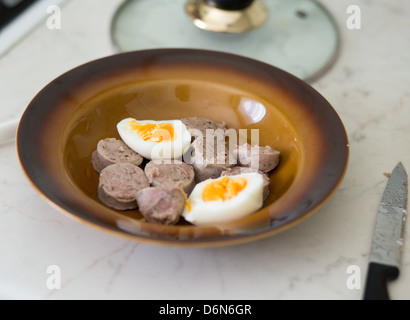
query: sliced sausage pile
[{"left": 91, "top": 117, "right": 280, "bottom": 225}]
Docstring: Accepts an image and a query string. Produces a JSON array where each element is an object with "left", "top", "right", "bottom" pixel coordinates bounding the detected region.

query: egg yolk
[
  {"left": 128, "top": 121, "right": 176, "bottom": 143},
  {"left": 185, "top": 201, "right": 192, "bottom": 212},
  {"left": 202, "top": 177, "right": 248, "bottom": 202}
]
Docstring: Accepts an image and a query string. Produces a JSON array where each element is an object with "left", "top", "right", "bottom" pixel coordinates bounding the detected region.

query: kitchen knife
[{"left": 363, "top": 162, "right": 408, "bottom": 300}]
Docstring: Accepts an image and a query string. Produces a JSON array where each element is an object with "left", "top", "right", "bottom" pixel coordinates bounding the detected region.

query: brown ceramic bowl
[{"left": 17, "top": 49, "right": 349, "bottom": 247}]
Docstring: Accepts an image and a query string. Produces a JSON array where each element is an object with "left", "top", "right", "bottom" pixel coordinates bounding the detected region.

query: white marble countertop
[{"left": 1, "top": 0, "right": 410, "bottom": 300}]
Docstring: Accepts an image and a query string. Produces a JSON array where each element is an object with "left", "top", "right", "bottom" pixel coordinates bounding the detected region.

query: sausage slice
[
  {"left": 144, "top": 160, "right": 196, "bottom": 195},
  {"left": 187, "top": 131, "right": 235, "bottom": 182},
  {"left": 92, "top": 138, "right": 144, "bottom": 173},
  {"left": 234, "top": 144, "right": 280, "bottom": 173},
  {"left": 181, "top": 117, "right": 228, "bottom": 140},
  {"left": 98, "top": 163, "right": 149, "bottom": 210},
  {"left": 136, "top": 187, "right": 186, "bottom": 225}
]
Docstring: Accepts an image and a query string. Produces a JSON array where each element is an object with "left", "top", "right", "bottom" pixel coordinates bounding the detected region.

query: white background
[{"left": 0, "top": 0, "right": 409, "bottom": 300}]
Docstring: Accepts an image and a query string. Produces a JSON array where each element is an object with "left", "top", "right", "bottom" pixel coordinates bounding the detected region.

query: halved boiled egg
[
  {"left": 182, "top": 173, "right": 265, "bottom": 226},
  {"left": 117, "top": 118, "right": 192, "bottom": 160}
]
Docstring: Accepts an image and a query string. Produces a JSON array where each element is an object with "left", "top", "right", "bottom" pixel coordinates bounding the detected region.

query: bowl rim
[{"left": 16, "top": 48, "right": 349, "bottom": 247}]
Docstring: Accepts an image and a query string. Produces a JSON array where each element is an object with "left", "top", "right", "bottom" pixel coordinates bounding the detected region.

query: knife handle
[{"left": 363, "top": 262, "right": 399, "bottom": 300}]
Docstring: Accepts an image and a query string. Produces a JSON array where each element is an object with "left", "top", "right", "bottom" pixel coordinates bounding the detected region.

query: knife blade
[{"left": 363, "top": 162, "right": 408, "bottom": 300}]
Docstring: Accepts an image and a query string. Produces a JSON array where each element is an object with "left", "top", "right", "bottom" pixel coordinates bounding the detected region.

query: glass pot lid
[{"left": 111, "top": 0, "right": 340, "bottom": 82}]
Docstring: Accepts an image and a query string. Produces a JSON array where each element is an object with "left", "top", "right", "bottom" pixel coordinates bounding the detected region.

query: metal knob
[{"left": 185, "top": 0, "right": 268, "bottom": 34}]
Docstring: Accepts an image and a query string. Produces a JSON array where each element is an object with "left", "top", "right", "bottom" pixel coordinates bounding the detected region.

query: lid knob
[{"left": 185, "top": 0, "right": 268, "bottom": 34}]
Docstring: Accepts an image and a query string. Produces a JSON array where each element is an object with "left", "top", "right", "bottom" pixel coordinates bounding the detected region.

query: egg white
[
  {"left": 117, "top": 118, "right": 192, "bottom": 160},
  {"left": 182, "top": 172, "right": 265, "bottom": 226}
]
